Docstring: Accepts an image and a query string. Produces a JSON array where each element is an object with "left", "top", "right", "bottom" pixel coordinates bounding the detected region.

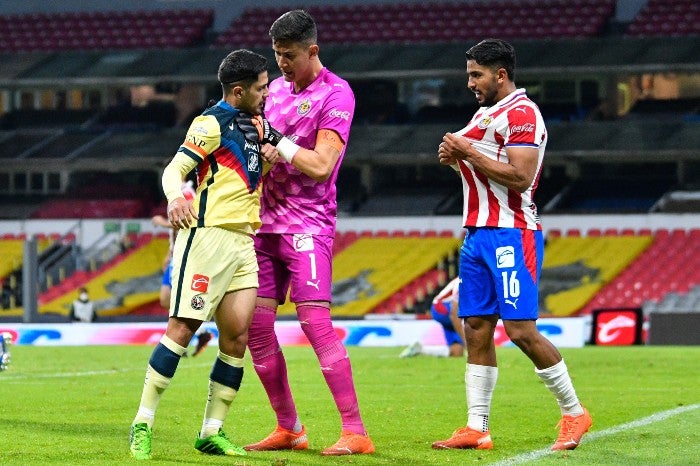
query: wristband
[{"left": 276, "top": 137, "right": 300, "bottom": 163}]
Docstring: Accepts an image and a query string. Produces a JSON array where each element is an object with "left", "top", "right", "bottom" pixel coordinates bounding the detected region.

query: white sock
[
  {"left": 535, "top": 359, "right": 584, "bottom": 416},
  {"left": 135, "top": 407, "right": 155, "bottom": 427},
  {"left": 293, "top": 417, "right": 303, "bottom": 434},
  {"left": 421, "top": 345, "right": 450, "bottom": 357},
  {"left": 200, "top": 418, "right": 224, "bottom": 438},
  {"left": 466, "top": 364, "right": 498, "bottom": 432}
]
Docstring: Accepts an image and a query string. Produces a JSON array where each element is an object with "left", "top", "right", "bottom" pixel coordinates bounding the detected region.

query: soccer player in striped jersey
[
  {"left": 129, "top": 49, "right": 271, "bottom": 460},
  {"left": 243, "top": 9, "right": 374, "bottom": 456},
  {"left": 432, "top": 39, "right": 592, "bottom": 452}
]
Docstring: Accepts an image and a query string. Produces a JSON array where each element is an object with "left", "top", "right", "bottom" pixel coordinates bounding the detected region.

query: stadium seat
[
  {"left": 215, "top": 0, "right": 617, "bottom": 47},
  {"left": 625, "top": 0, "right": 699, "bottom": 37},
  {"left": 0, "top": 8, "right": 213, "bottom": 52}
]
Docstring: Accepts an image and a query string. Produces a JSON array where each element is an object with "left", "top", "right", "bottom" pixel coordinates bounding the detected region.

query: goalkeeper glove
[
  {"left": 252, "top": 115, "right": 284, "bottom": 146},
  {"left": 251, "top": 114, "right": 300, "bottom": 163},
  {"left": 234, "top": 112, "right": 263, "bottom": 143}
]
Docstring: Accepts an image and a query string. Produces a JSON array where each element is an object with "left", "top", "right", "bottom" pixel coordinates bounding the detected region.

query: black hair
[
  {"left": 269, "top": 9, "right": 317, "bottom": 45},
  {"left": 218, "top": 49, "right": 267, "bottom": 91},
  {"left": 466, "top": 39, "right": 516, "bottom": 81}
]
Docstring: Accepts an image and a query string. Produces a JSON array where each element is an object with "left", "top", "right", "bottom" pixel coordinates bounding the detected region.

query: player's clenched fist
[{"left": 250, "top": 114, "right": 284, "bottom": 146}]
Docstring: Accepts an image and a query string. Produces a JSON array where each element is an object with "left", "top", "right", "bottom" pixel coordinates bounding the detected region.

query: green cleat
[
  {"left": 129, "top": 423, "right": 152, "bottom": 460},
  {"left": 195, "top": 429, "right": 247, "bottom": 456}
]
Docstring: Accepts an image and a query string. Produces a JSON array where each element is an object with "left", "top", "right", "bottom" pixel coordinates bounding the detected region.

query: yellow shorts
[{"left": 170, "top": 227, "right": 258, "bottom": 321}]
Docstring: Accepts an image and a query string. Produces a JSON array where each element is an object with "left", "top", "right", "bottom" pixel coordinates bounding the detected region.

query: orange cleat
[
  {"left": 244, "top": 425, "right": 308, "bottom": 451},
  {"left": 432, "top": 426, "right": 493, "bottom": 450},
  {"left": 551, "top": 406, "right": 592, "bottom": 451},
  {"left": 321, "top": 430, "right": 375, "bottom": 456}
]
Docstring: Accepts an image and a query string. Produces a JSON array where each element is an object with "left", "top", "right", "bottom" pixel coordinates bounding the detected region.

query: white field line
[
  {"left": 0, "top": 362, "right": 212, "bottom": 381},
  {"left": 491, "top": 403, "right": 700, "bottom": 465}
]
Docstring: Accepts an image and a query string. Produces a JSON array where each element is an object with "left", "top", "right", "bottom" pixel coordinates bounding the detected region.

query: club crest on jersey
[
  {"left": 495, "top": 246, "right": 515, "bottom": 268},
  {"left": 248, "top": 151, "right": 259, "bottom": 172},
  {"left": 191, "top": 295, "right": 205, "bottom": 311},
  {"left": 293, "top": 233, "right": 314, "bottom": 252},
  {"left": 191, "top": 274, "right": 209, "bottom": 292},
  {"left": 477, "top": 116, "right": 492, "bottom": 129},
  {"left": 297, "top": 99, "right": 312, "bottom": 116}
]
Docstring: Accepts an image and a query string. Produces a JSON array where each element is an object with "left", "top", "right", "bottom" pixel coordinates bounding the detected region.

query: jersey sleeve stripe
[
  {"left": 181, "top": 141, "right": 209, "bottom": 158},
  {"left": 178, "top": 146, "right": 203, "bottom": 162},
  {"left": 505, "top": 143, "right": 539, "bottom": 147}
]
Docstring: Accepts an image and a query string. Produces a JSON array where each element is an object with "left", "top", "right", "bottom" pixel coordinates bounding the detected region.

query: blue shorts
[
  {"left": 162, "top": 261, "right": 173, "bottom": 288},
  {"left": 431, "top": 301, "right": 464, "bottom": 346},
  {"left": 458, "top": 227, "right": 543, "bottom": 320}
]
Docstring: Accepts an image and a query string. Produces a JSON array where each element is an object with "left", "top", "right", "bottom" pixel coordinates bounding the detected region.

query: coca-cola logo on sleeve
[{"left": 509, "top": 122, "right": 535, "bottom": 134}]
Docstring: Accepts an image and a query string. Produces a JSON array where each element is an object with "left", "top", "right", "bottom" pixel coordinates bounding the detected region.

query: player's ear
[
  {"left": 308, "top": 44, "right": 319, "bottom": 59},
  {"left": 497, "top": 67, "right": 507, "bottom": 83}
]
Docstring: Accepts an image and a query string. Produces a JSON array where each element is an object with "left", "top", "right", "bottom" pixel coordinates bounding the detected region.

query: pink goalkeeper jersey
[
  {"left": 455, "top": 88, "right": 546, "bottom": 230},
  {"left": 259, "top": 67, "right": 354, "bottom": 236}
]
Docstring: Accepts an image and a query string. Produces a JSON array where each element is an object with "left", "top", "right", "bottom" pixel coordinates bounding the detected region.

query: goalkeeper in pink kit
[{"left": 244, "top": 9, "right": 375, "bottom": 456}]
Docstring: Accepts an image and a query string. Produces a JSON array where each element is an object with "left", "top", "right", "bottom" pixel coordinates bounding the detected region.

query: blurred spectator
[{"left": 70, "top": 287, "right": 96, "bottom": 322}]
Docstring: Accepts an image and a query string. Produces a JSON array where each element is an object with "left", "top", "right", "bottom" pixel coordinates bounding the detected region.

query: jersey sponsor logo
[
  {"left": 495, "top": 246, "right": 515, "bottom": 268},
  {"left": 297, "top": 99, "right": 312, "bottom": 116},
  {"left": 329, "top": 108, "right": 351, "bottom": 121},
  {"left": 293, "top": 233, "right": 314, "bottom": 252},
  {"left": 477, "top": 115, "right": 492, "bottom": 129},
  {"left": 191, "top": 295, "right": 205, "bottom": 311},
  {"left": 244, "top": 140, "right": 259, "bottom": 153},
  {"left": 514, "top": 106, "right": 528, "bottom": 114},
  {"left": 191, "top": 274, "right": 210, "bottom": 292},
  {"left": 191, "top": 125, "right": 208, "bottom": 135},
  {"left": 509, "top": 122, "right": 535, "bottom": 134},
  {"left": 186, "top": 134, "right": 206, "bottom": 147}
]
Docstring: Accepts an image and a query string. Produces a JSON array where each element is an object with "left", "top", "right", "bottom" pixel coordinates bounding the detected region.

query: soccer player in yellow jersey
[{"left": 129, "top": 49, "right": 272, "bottom": 460}]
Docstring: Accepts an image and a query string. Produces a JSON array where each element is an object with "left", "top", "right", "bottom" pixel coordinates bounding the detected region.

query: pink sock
[
  {"left": 298, "top": 304, "right": 365, "bottom": 434},
  {"left": 248, "top": 305, "right": 298, "bottom": 431}
]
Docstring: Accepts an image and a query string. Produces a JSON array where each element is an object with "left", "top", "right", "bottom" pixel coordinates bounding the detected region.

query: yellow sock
[
  {"left": 133, "top": 365, "right": 172, "bottom": 428},
  {"left": 200, "top": 352, "right": 243, "bottom": 438},
  {"left": 133, "top": 335, "right": 187, "bottom": 428}
]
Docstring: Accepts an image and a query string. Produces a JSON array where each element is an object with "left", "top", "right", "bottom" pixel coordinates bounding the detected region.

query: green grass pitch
[{"left": 1, "top": 345, "right": 699, "bottom": 465}]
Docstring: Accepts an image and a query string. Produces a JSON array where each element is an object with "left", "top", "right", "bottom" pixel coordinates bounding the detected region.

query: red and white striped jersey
[{"left": 454, "top": 89, "right": 546, "bottom": 230}]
